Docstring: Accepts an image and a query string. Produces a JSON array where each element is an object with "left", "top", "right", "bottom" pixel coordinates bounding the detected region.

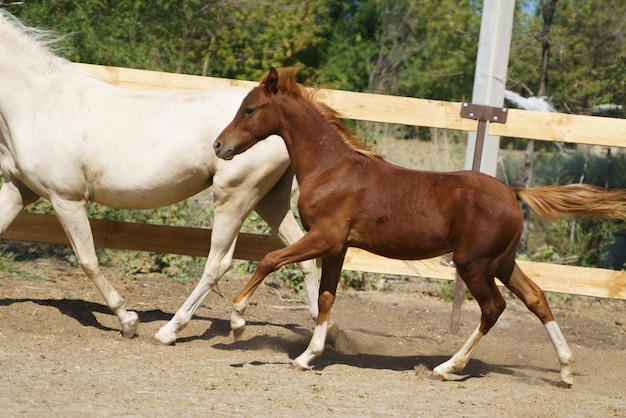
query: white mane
[{"left": 0, "top": 9, "right": 69, "bottom": 74}]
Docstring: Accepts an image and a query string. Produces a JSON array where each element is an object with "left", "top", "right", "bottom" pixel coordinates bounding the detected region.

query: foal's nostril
[{"left": 214, "top": 141, "right": 221, "bottom": 150}]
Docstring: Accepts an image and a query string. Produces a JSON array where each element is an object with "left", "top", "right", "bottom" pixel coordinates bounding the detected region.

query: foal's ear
[{"left": 264, "top": 67, "right": 279, "bottom": 95}]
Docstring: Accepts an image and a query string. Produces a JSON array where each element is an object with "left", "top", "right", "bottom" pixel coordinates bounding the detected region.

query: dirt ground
[{"left": 1, "top": 256, "right": 625, "bottom": 417}]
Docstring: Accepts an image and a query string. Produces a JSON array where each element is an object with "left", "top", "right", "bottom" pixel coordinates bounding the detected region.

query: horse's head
[{"left": 214, "top": 67, "right": 283, "bottom": 160}]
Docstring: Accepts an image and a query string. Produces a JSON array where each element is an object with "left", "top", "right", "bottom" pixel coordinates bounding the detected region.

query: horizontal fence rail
[
  {"left": 4, "top": 213, "right": 625, "bottom": 300},
  {"left": 1, "top": 63, "right": 625, "bottom": 301},
  {"left": 74, "top": 63, "right": 626, "bottom": 146}
]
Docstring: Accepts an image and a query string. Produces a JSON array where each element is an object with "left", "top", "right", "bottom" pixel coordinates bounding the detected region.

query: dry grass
[{"left": 375, "top": 132, "right": 467, "bottom": 172}]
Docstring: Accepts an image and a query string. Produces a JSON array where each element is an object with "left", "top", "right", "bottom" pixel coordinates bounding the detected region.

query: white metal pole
[
  {"left": 463, "top": 0, "right": 516, "bottom": 175},
  {"left": 452, "top": 0, "right": 516, "bottom": 333}
]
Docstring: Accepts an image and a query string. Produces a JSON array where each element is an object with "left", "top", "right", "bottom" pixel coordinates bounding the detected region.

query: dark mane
[{"left": 260, "top": 68, "right": 384, "bottom": 160}]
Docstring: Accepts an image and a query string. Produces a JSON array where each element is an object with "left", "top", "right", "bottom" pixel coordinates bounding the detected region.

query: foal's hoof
[
  {"left": 121, "top": 312, "right": 139, "bottom": 338},
  {"left": 427, "top": 372, "right": 446, "bottom": 381},
  {"left": 232, "top": 327, "right": 246, "bottom": 341},
  {"left": 291, "top": 362, "right": 310, "bottom": 372}
]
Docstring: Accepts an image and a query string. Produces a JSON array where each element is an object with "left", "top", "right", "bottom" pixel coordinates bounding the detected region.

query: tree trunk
[
  {"left": 202, "top": 35, "right": 216, "bottom": 77},
  {"left": 537, "top": 0, "right": 558, "bottom": 97}
]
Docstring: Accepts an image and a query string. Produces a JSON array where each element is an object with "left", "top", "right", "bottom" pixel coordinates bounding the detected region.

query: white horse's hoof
[
  {"left": 558, "top": 365, "right": 574, "bottom": 388},
  {"left": 152, "top": 328, "right": 176, "bottom": 346},
  {"left": 558, "top": 378, "right": 573, "bottom": 389},
  {"left": 120, "top": 311, "right": 139, "bottom": 338},
  {"left": 558, "top": 381, "right": 573, "bottom": 389}
]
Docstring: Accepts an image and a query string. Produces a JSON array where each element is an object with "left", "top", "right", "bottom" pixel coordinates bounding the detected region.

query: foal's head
[
  {"left": 214, "top": 67, "right": 381, "bottom": 160},
  {"left": 213, "top": 67, "right": 295, "bottom": 160}
]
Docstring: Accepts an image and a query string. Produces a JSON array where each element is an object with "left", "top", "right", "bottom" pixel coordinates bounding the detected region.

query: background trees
[
  {"left": 508, "top": 0, "right": 626, "bottom": 115},
  {"left": 5, "top": 0, "right": 624, "bottom": 114}
]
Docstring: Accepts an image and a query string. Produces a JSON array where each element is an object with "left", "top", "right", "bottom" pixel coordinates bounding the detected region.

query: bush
[{"left": 504, "top": 148, "right": 625, "bottom": 269}]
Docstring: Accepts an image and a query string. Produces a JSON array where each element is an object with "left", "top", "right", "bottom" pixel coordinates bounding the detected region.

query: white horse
[{"left": 0, "top": 10, "right": 318, "bottom": 343}]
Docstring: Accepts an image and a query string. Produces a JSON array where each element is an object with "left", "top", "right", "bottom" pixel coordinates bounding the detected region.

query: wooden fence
[{"left": 2, "top": 63, "right": 625, "bottom": 301}]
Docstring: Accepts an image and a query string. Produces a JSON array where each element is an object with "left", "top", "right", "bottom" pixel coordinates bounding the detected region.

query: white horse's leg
[
  {"left": 252, "top": 167, "right": 318, "bottom": 320},
  {"left": 431, "top": 326, "right": 484, "bottom": 381},
  {"left": 155, "top": 165, "right": 317, "bottom": 345},
  {"left": 229, "top": 171, "right": 320, "bottom": 337},
  {"left": 153, "top": 192, "right": 259, "bottom": 345},
  {"left": 0, "top": 180, "right": 39, "bottom": 232},
  {"left": 50, "top": 198, "right": 138, "bottom": 337}
]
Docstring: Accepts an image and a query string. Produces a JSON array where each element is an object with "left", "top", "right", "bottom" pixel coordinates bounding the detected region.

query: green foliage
[
  {"left": 0, "top": 249, "right": 47, "bottom": 281},
  {"left": 8, "top": 0, "right": 623, "bottom": 109},
  {"left": 436, "top": 280, "right": 472, "bottom": 303},
  {"left": 509, "top": 0, "right": 626, "bottom": 114},
  {"left": 0, "top": 249, "right": 21, "bottom": 273},
  {"left": 5, "top": 271, "right": 48, "bottom": 281},
  {"left": 526, "top": 244, "right": 563, "bottom": 263},
  {"left": 318, "top": 0, "right": 481, "bottom": 100},
  {"left": 596, "top": 55, "right": 626, "bottom": 116},
  {"left": 506, "top": 149, "right": 625, "bottom": 268},
  {"left": 84, "top": 196, "right": 213, "bottom": 279},
  {"left": 339, "top": 270, "right": 378, "bottom": 292},
  {"left": 7, "top": 0, "right": 327, "bottom": 81}
]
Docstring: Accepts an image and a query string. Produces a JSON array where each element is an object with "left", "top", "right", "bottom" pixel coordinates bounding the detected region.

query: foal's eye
[{"left": 243, "top": 106, "right": 255, "bottom": 116}]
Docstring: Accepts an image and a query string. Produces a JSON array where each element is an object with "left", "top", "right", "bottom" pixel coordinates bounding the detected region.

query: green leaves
[
  {"left": 509, "top": 0, "right": 626, "bottom": 114},
  {"left": 6, "top": 0, "right": 623, "bottom": 113}
]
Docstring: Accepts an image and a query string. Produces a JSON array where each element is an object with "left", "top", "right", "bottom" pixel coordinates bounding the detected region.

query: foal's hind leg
[
  {"left": 50, "top": 198, "right": 138, "bottom": 337},
  {"left": 432, "top": 261, "right": 506, "bottom": 381},
  {"left": 502, "top": 263, "right": 574, "bottom": 387}
]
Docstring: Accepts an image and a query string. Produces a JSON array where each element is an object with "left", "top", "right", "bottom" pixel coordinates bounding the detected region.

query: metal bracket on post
[
  {"left": 461, "top": 103, "right": 508, "bottom": 170},
  {"left": 449, "top": 103, "right": 508, "bottom": 334}
]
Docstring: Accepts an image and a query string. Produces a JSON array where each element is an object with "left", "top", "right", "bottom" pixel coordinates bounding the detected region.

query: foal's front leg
[
  {"left": 293, "top": 251, "right": 345, "bottom": 370},
  {"left": 230, "top": 230, "right": 331, "bottom": 339}
]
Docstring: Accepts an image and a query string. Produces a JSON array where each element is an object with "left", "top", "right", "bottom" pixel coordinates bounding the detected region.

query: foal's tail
[{"left": 513, "top": 184, "right": 626, "bottom": 220}]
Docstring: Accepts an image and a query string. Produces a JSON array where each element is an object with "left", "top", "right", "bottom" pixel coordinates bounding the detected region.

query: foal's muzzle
[{"left": 213, "top": 140, "right": 234, "bottom": 160}]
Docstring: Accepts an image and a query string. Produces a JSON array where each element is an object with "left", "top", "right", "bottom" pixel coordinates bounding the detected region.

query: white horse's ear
[{"left": 264, "top": 67, "right": 279, "bottom": 94}]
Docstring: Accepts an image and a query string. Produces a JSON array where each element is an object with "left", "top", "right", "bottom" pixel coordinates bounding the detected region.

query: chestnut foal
[{"left": 214, "top": 67, "right": 626, "bottom": 387}]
